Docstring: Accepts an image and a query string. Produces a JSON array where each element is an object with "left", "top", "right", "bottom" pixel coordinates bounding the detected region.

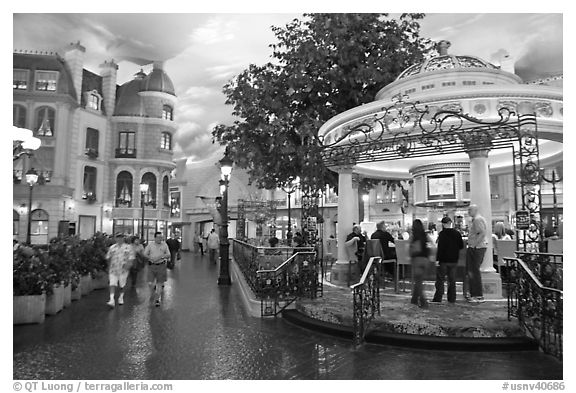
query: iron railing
[
  {"left": 514, "top": 251, "right": 563, "bottom": 290},
  {"left": 351, "top": 257, "right": 382, "bottom": 347},
  {"left": 257, "top": 251, "right": 318, "bottom": 317},
  {"left": 231, "top": 239, "right": 317, "bottom": 301},
  {"left": 504, "top": 256, "right": 562, "bottom": 359}
]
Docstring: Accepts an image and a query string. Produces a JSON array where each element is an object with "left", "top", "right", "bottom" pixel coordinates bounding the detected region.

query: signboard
[
  {"left": 515, "top": 210, "right": 530, "bottom": 230},
  {"left": 427, "top": 174, "right": 456, "bottom": 200}
]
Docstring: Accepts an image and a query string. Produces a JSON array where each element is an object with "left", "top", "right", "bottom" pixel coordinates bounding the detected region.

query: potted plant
[
  {"left": 90, "top": 233, "right": 110, "bottom": 289},
  {"left": 44, "top": 237, "right": 73, "bottom": 315},
  {"left": 13, "top": 246, "right": 48, "bottom": 324},
  {"left": 75, "top": 239, "right": 94, "bottom": 296}
]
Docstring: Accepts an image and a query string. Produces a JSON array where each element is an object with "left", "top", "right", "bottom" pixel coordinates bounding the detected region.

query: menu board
[{"left": 427, "top": 175, "right": 456, "bottom": 200}]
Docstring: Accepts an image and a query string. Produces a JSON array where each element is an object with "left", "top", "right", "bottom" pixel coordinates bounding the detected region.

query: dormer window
[
  {"left": 162, "top": 105, "right": 173, "bottom": 121},
  {"left": 13, "top": 69, "right": 29, "bottom": 90},
  {"left": 35, "top": 70, "right": 58, "bottom": 91},
  {"left": 86, "top": 90, "right": 102, "bottom": 111}
]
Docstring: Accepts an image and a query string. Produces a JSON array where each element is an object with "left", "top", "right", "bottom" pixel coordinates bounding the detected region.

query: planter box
[
  {"left": 14, "top": 294, "right": 46, "bottom": 324},
  {"left": 92, "top": 271, "right": 109, "bottom": 290},
  {"left": 63, "top": 284, "right": 72, "bottom": 308},
  {"left": 45, "top": 285, "right": 64, "bottom": 315},
  {"left": 80, "top": 274, "right": 92, "bottom": 296},
  {"left": 71, "top": 284, "right": 81, "bottom": 301}
]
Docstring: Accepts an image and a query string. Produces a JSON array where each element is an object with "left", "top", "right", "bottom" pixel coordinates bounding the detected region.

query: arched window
[
  {"left": 116, "top": 171, "right": 133, "bottom": 207},
  {"left": 160, "top": 132, "right": 172, "bottom": 150},
  {"left": 35, "top": 106, "right": 55, "bottom": 136},
  {"left": 13, "top": 104, "right": 27, "bottom": 128},
  {"left": 30, "top": 209, "right": 49, "bottom": 244},
  {"left": 162, "top": 105, "right": 173, "bottom": 121},
  {"left": 163, "top": 175, "right": 170, "bottom": 207},
  {"left": 141, "top": 172, "right": 157, "bottom": 207}
]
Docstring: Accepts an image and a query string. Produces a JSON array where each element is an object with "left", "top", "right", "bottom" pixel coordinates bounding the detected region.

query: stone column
[
  {"left": 330, "top": 167, "right": 359, "bottom": 286},
  {"left": 468, "top": 148, "right": 502, "bottom": 298}
]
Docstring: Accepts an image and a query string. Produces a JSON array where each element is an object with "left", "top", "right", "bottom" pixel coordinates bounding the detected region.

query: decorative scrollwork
[
  {"left": 505, "top": 256, "right": 562, "bottom": 359},
  {"left": 352, "top": 257, "right": 381, "bottom": 346},
  {"left": 321, "top": 96, "right": 522, "bottom": 167},
  {"left": 256, "top": 250, "right": 319, "bottom": 316}
]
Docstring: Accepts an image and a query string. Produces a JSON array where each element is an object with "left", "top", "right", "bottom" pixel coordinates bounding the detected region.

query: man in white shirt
[
  {"left": 207, "top": 229, "right": 220, "bottom": 264},
  {"left": 105, "top": 233, "right": 135, "bottom": 308},
  {"left": 144, "top": 231, "right": 171, "bottom": 306}
]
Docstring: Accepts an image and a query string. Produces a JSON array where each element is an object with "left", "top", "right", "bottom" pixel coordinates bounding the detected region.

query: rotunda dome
[
  {"left": 396, "top": 54, "right": 499, "bottom": 80},
  {"left": 141, "top": 61, "right": 176, "bottom": 96},
  {"left": 113, "top": 70, "right": 146, "bottom": 117}
]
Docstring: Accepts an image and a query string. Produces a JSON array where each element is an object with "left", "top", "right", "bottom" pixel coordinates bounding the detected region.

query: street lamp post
[
  {"left": 282, "top": 177, "right": 299, "bottom": 246},
  {"left": 541, "top": 168, "right": 562, "bottom": 236},
  {"left": 217, "top": 152, "right": 233, "bottom": 286},
  {"left": 140, "top": 183, "right": 149, "bottom": 240},
  {"left": 25, "top": 168, "right": 39, "bottom": 244}
]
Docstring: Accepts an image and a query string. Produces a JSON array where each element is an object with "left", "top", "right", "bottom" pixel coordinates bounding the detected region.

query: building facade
[{"left": 13, "top": 42, "right": 177, "bottom": 244}]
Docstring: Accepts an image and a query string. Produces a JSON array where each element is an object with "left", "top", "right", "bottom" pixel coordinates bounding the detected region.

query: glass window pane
[{"left": 13, "top": 69, "right": 28, "bottom": 90}]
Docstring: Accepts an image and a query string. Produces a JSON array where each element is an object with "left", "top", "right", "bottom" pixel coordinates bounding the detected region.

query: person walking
[
  {"left": 408, "top": 219, "right": 431, "bottom": 309},
  {"left": 196, "top": 231, "right": 205, "bottom": 255},
  {"left": 144, "top": 231, "right": 171, "bottom": 306},
  {"left": 166, "top": 233, "right": 181, "bottom": 269},
  {"left": 105, "top": 233, "right": 135, "bottom": 308},
  {"left": 128, "top": 235, "right": 146, "bottom": 288},
  {"left": 431, "top": 217, "right": 464, "bottom": 303},
  {"left": 466, "top": 204, "right": 487, "bottom": 303},
  {"left": 207, "top": 229, "right": 220, "bottom": 264}
]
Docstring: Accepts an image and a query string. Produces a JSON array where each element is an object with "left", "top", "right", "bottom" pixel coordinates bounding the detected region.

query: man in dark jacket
[
  {"left": 370, "top": 221, "right": 396, "bottom": 276},
  {"left": 432, "top": 216, "right": 464, "bottom": 303},
  {"left": 165, "top": 233, "right": 181, "bottom": 270}
]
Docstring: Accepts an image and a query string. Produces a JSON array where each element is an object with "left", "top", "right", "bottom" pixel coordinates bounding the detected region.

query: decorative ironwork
[
  {"left": 504, "top": 256, "right": 562, "bottom": 360},
  {"left": 320, "top": 94, "right": 523, "bottom": 167},
  {"left": 351, "top": 257, "right": 382, "bottom": 347},
  {"left": 257, "top": 251, "right": 318, "bottom": 317},
  {"left": 231, "top": 239, "right": 315, "bottom": 299},
  {"left": 514, "top": 252, "right": 563, "bottom": 290},
  {"left": 513, "top": 114, "right": 543, "bottom": 252}
]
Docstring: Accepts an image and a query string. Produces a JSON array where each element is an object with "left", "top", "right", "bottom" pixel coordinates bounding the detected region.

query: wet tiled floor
[{"left": 13, "top": 252, "right": 563, "bottom": 380}]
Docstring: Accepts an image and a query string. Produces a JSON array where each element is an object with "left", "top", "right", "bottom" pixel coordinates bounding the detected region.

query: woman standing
[{"left": 409, "top": 219, "right": 431, "bottom": 308}]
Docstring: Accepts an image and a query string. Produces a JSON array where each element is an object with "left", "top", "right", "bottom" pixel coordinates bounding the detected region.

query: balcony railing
[
  {"left": 85, "top": 148, "right": 99, "bottom": 159},
  {"left": 115, "top": 148, "right": 136, "bottom": 158}
]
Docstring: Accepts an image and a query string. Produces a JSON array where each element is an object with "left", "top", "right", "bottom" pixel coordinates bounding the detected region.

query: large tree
[{"left": 213, "top": 13, "right": 436, "bottom": 192}]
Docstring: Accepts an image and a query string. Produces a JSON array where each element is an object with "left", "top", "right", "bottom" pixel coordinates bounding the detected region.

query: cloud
[
  {"left": 190, "top": 17, "right": 236, "bottom": 45},
  {"left": 183, "top": 86, "right": 222, "bottom": 99}
]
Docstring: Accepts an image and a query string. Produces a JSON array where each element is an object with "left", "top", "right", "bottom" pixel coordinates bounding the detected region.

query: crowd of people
[{"left": 342, "top": 204, "right": 509, "bottom": 309}]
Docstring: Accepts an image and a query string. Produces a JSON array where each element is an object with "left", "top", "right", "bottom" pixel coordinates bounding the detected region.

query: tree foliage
[{"left": 213, "top": 13, "right": 436, "bottom": 191}]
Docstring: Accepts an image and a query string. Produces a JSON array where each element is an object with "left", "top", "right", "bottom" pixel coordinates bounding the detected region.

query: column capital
[{"left": 467, "top": 149, "right": 490, "bottom": 159}]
